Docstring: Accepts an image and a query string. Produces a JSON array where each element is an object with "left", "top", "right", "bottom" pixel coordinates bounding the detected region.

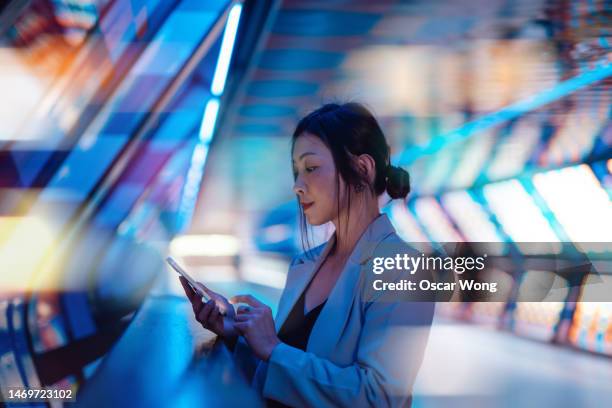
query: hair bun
[{"left": 385, "top": 165, "right": 411, "bottom": 199}]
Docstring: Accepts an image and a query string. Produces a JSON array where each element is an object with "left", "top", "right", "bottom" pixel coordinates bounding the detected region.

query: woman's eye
[{"left": 306, "top": 166, "right": 317, "bottom": 173}]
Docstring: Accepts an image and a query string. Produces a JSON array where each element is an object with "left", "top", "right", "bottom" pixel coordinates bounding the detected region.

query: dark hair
[{"left": 291, "top": 102, "right": 410, "bottom": 254}]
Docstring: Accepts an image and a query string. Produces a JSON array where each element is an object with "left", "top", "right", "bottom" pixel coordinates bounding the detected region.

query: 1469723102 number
[{"left": 6, "top": 387, "right": 74, "bottom": 402}]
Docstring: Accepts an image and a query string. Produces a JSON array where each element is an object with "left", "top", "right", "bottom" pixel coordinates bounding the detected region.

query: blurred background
[{"left": 0, "top": 0, "right": 610, "bottom": 407}]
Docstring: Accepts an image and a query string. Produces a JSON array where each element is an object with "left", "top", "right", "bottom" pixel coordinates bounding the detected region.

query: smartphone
[{"left": 166, "top": 256, "right": 211, "bottom": 302}]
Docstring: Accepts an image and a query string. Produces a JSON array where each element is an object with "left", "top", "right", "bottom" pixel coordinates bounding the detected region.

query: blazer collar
[
  {"left": 275, "top": 213, "right": 396, "bottom": 331},
  {"left": 292, "top": 213, "right": 396, "bottom": 266},
  {"left": 274, "top": 236, "right": 335, "bottom": 331}
]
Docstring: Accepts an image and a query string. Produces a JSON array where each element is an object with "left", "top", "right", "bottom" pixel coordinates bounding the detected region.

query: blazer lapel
[
  {"left": 307, "top": 214, "right": 397, "bottom": 354},
  {"left": 307, "top": 257, "right": 362, "bottom": 356},
  {"left": 275, "top": 235, "right": 336, "bottom": 331}
]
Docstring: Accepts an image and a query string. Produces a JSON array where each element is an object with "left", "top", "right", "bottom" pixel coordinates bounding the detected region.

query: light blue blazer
[{"left": 232, "top": 214, "right": 434, "bottom": 407}]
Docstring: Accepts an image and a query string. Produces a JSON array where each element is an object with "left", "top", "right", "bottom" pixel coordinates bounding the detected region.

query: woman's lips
[{"left": 302, "top": 202, "right": 313, "bottom": 211}]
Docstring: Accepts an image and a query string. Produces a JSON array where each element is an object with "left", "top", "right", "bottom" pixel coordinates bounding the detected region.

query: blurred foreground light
[
  {"left": 169, "top": 234, "right": 239, "bottom": 257},
  {"left": 0, "top": 49, "right": 47, "bottom": 140},
  {"left": 241, "top": 256, "right": 288, "bottom": 289},
  {"left": 0, "top": 216, "right": 56, "bottom": 292},
  {"left": 261, "top": 224, "right": 291, "bottom": 244}
]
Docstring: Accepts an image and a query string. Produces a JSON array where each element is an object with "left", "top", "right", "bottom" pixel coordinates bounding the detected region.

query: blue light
[
  {"left": 211, "top": 3, "right": 243, "bottom": 96},
  {"left": 178, "top": 143, "right": 210, "bottom": 231},
  {"left": 177, "top": 97, "right": 220, "bottom": 230},
  {"left": 395, "top": 62, "right": 612, "bottom": 166},
  {"left": 198, "top": 98, "right": 220, "bottom": 143}
]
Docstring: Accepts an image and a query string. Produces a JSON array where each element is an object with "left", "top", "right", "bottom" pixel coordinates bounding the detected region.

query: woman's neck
[{"left": 331, "top": 199, "right": 380, "bottom": 257}]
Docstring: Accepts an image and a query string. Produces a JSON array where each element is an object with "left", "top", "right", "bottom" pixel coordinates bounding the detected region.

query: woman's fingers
[
  {"left": 209, "top": 305, "right": 221, "bottom": 324},
  {"left": 236, "top": 305, "right": 252, "bottom": 314},
  {"left": 192, "top": 293, "right": 204, "bottom": 314},
  {"left": 197, "top": 300, "right": 215, "bottom": 324},
  {"left": 233, "top": 312, "right": 255, "bottom": 322},
  {"left": 232, "top": 321, "right": 249, "bottom": 334},
  {"left": 230, "top": 294, "right": 264, "bottom": 308}
]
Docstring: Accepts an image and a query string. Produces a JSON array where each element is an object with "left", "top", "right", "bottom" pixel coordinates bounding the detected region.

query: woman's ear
[{"left": 356, "top": 154, "right": 376, "bottom": 184}]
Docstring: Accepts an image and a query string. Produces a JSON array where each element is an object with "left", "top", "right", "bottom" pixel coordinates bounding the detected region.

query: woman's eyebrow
[{"left": 292, "top": 151, "right": 317, "bottom": 163}]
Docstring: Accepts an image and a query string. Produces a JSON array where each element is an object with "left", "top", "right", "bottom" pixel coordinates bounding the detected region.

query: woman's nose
[{"left": 293, "top": 177, "right": 306, "bottom": 195}]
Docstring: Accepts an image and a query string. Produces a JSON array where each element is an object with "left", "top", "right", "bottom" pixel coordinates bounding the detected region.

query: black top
[
  {"left": 265, "top": 290, "right": 327, "bottom": 407},
  {"left": 277, "top": 290, "right": 327, "bottom": 351}
]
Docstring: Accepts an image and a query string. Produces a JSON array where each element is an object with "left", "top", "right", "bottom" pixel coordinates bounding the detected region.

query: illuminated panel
[
  {"left": 542, "top": 107, "right": 609, "bottom": 166},
  {"left": 39, "top": 2, "right": 227, "bottom": 206},
  {"left": 388, "top": 201, "right": 430, "bottom": 243},
  {"left": 448, "top": 130, "right": 497, "bottom": 189},
  {"left": 483, "top": 179, "right": 561, "bottom": 254},
  {"left": 94, "top": 88, "right": 209, "bottom": 230},
  {"left": 149, "top": 109, "right": 204, "bottom": 151},
  {"left": 0, "top": 1, "right": 231, "bottom": 290},
  {"left": 9, "top": 0, "right": 175, "bottom": 187},
  {"left": 95, "top": 3, "right": 242, "bottom": 233},
  {"left": 413, "top": 197, "right": 463, "bottom": 242},
  {"left": 440, "top": 190, "right": 503, "bottom": 243},
  {"left": 99, "top": 3, "right": 241, "bottom": 232},
  {"left": 533, "top": 164, "right": 612, "bottom": 244},
  {"left": 117, "top": 142, "right": 195, "bottom": 238},
  {"left": 486, "top": 119, "right": 541, "bottom": 181},
  {"left": 52, "top": 0, "right": 170, "bottom": 126},
  {"left": 13, "top": 0, "right": 223, "bottom": 152}
]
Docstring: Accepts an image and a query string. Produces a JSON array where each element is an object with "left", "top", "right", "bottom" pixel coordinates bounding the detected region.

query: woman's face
[{"left": 292, "top": 133, "right": 344, "bottom": 226}]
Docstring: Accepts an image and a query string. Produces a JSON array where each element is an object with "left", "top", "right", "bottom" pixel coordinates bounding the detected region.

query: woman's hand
[
  {"left": 179, "top": 277, "right": 238, "bottom": 341},
  {"left": 230, "top": 295, "right": 281, "bottom": 361}
]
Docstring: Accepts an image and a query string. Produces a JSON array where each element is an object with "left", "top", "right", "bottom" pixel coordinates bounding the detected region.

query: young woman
[{"left": 180, "top": 103, "right": 434, "bottom": 407}]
